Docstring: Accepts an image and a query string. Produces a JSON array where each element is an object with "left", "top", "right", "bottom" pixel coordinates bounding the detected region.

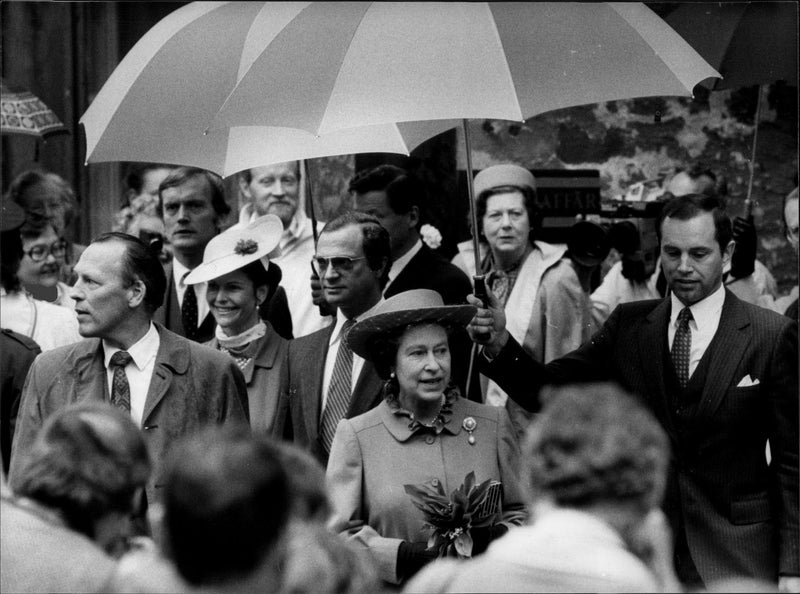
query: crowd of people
[{"left": 0, "top": 159, "right": 797, "bottom": 593}]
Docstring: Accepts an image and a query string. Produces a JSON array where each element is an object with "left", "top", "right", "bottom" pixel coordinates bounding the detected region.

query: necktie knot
[
  {"left": 677, "top": 307, "right": 693, "bottom": 326},
  {"left": 110, "top": 350, "right": 133, "bottom": 368}
]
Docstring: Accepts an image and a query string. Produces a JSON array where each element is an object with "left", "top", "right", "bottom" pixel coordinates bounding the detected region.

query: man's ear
[
  {"left": 128, "top": 279, "right": 147, "bottom": 309},
  {"left": 722, "top": 240, "right": 735, "bottom": 268},
  {"left": 238, "top": 175, "right": 252, "bottom": 200},
  {"left": 408, "top": 205, "right": 420, "bottom": 229}
]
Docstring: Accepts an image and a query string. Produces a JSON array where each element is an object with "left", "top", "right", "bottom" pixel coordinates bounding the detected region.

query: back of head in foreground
[
  {"left": 9, "top": 401, "right": 151, "bottom": 556},
  {"left": 162, "top": 424, "right": 290, "bottom": 589}
]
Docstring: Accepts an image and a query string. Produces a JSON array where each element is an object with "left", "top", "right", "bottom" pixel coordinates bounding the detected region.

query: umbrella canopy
[
  {"left": 213, "top": 1, "right": 719, "bottom": 134},
  {"left": 81, "top": 1, "right": 719, "bottom": 170},
  {"left": 1, "top": 78, "right": 67, "bottom": 139},
  {"left": 664, "top": 1, "right": 797, "bottom": 90}
]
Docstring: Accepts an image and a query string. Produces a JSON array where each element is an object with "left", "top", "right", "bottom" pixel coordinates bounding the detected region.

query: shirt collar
[
  {"left": 172, "top": 257, "right": 192, "bottom": 288},
  {"left": 330, "top": 298, "right": 385, "bottom": 346},
  {"left": 381, "top": 389, "right": 471, "bottom": 442},
  {"left": 388, "top": 239, "right": 423, "bottom": 282},
  {"left": 103, "top": 322, "right": 160, "bottom": 370},
  {"left": 670, "top": 282, "right": 726, "bottom": 330}
]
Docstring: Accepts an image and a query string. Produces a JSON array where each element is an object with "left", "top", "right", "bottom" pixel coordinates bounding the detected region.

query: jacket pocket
[{"left": 730, "top": 494, "right": 772, "bottom": 525}]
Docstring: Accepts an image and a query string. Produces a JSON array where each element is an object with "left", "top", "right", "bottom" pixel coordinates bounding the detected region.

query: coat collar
[{"left": 380, "top": 393, "right": 472, "bottom": 442}]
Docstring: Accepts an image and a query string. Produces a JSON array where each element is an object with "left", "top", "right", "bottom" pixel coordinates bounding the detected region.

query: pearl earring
[{"left": 390, "top": 371, "right": 396, "bottom": 379}]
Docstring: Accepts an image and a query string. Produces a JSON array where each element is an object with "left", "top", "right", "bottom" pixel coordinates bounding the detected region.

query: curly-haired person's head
[{"left": 522, "top": 382, "right": 669, "bottom": 514}]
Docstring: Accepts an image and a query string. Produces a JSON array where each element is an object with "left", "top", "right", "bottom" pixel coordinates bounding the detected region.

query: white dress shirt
[
  {"left": 668, "top": 283, "right": 725, "bottom": 379},
  {"left": 171, "top": 258, "right": 209, "bottom": 328},
  {"left": 103, "top": 323, "right": 160, "bottom": 426},
  {"left": 384, "top": 239, "right": 422, "bottom": 292},
  {"left": 321, "top": 300, "right": 384, "bottom": 411}
]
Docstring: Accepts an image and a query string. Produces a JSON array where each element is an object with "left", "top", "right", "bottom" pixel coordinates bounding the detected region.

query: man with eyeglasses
[{"left": 280, "top": 211, "right": 390, "bottom": 466}]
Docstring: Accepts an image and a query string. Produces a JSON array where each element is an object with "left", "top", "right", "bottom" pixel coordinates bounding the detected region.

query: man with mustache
[{"left": 238, "top": 161, "right": 333, "bottom": 338}]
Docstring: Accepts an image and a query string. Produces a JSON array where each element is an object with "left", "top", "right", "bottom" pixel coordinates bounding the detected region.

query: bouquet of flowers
[{"left": 404, "top": 471, "right": 501, "bottom": 559}]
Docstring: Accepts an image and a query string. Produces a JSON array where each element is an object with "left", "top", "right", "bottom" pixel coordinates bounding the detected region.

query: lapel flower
[{"left": 420, "top": 224, "right": 442, "bottom": 250}]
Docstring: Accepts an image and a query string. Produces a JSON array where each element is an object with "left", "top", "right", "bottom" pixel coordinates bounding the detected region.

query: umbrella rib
[{"left": 484, "top": 3, "right": 523, "bottom": 123}]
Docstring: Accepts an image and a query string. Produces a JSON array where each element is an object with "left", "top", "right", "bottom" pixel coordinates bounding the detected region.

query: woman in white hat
[
  {"left": 326, "top": 289, "right": 527, "bottom": 587},
  {"left": 184, "top": 215, "right": 287, "bottom": 436}
]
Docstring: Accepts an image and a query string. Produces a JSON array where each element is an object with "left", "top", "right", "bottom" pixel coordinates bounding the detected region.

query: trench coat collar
[{"left": 380, "top": 394, "right": 473, "bottom": 442}]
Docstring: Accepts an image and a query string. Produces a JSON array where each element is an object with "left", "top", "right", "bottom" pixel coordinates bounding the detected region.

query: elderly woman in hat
[
  {"left": 184, "top": 215, "right": 287, "bottom": 436},
  {"left": 454, "top": 164, "right": 604, "bottom": 439},
  {"left": 326, "top": 289, "right": 527, "bottom": 587}
]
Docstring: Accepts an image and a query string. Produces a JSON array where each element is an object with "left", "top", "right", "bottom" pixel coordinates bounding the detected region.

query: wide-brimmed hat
[
  {"left": 473, "top": 164, "right": 536, "bottom": 198},
  {"left": 184, "top": 214, "right": 283, "bottom": 285},
  {"left": 345, "top": 289, "right": 477, "bottom": 360}
]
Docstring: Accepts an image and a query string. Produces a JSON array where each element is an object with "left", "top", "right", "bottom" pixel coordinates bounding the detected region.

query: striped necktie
[{"left": 319, "top": 319, "right": 356, "bottom": 454}]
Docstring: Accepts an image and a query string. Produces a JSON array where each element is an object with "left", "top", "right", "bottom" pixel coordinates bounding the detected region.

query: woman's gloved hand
[
  {"left": 730, "top": 215, "right": 757, "bottom": 279},
  {"left": 396, "top": 540, "right": 438, "bottom": 581}
]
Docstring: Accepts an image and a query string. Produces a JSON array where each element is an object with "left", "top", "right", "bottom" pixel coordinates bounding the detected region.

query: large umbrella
[
  {"left": 664, "top": 2, "right": 798, "bottom": 215},
  {"left": 82, "top": 1, "right": 719, "bottom": 281}
]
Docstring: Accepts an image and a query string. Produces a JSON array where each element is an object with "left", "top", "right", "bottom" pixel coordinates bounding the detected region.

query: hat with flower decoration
[
  {"left": 345, "top": 289, "right": 476, "bottom": 360},
  {"left": 184, "top": 214, "right": 283, "bottom": 285}
]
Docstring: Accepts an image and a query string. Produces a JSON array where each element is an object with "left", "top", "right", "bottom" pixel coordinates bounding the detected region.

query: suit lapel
[
  {"left": 385, "top": 248, "right": 423, "bottom": 298},
  {"left": 142, "top": 325, "right": 190, "bottom": 423},
  {"left": 303, "top": 325, "right": 334, "bottom": 440},
  {"left": 74, "top": 340, "right": 110, "bottom": 403},
  {"left": 639, "top": 298, "right": 677, "bottom": 433},
  {"left": 695, "top": 292, "right": 750, "bottom": 420},
  {"left": 348, "top": 360, "right": 383, "bottom": 417}
]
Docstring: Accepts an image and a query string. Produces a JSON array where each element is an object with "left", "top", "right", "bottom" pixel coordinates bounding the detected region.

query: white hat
[
  {"left": 184, "top": 214, "right": 283, "bottom": 285},
  {"left": 473, "top": 164, "right": 536, "bottom": 198}
]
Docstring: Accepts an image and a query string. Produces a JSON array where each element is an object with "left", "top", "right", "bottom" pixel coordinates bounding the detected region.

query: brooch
[
  {"left": 462, "top": 417, "right": 477, "bottom": 445},
  {"left": 234, "top": 239, "right": 258, "bottom": 255}
]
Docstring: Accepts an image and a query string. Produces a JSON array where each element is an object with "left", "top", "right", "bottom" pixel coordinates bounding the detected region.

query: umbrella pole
[
  {"left": 304, "top": 159, "right": 320, "bottom": 247},
  {"left": 462, "top": 118, "right": 488, "bottom": 302},
  {"left": 744, "top": 85, "right": 763, "bottom": 218}
]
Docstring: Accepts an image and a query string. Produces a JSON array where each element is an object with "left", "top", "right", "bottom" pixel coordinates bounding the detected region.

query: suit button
[
  {"left": 432, "top": 479, "right": 439, "bottom": 486},
  {"left": 425, "top": 435, "right": 436, "bottom": 445}
]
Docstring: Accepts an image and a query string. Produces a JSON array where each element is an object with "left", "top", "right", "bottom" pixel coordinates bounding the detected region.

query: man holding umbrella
[{"left": 467, "top": 192, "right": 799, "bottom": 591}]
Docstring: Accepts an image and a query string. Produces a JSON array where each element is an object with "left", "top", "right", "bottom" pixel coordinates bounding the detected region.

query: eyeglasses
[
  {"left": 23, "top": 239, "right": 68, "bottom": 262},
  {"left": 312, "top": 256, "right": 366, "bottom": 275}
]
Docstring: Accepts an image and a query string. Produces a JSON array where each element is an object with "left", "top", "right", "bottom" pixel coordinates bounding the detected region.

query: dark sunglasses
[{"left": 312, "top": 256, "right": 366, "bottom": 275}]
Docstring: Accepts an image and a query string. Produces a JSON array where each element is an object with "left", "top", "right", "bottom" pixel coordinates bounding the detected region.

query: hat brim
[{"left": 345, "top": 304, "right": 477, "bottom": 361}]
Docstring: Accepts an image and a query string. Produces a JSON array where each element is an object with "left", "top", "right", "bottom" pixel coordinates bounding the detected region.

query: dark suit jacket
[
  {"left": 280, "top": 323, "right": 384, "bottom": 466},
  {"left": 384, "top": 244, "right": 472, "bottom": 305},
  {"left": 1, "top": 329, "right": 40, "bottom": 475},
  {"left": 385, "top": 245, "right": 478, "bottom": 398},
  {"left": 9, "top": 324, "right": 249, "bottom": 504},
  {"left": 480, "top": 291, "right": 799, "bottom": 583},
  {"left": 154, "top": 262, "right": 294, "bottom": 341}
]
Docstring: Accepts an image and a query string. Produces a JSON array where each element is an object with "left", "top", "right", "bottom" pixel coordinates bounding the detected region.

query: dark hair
[
  {"left": 238, "top": 161, "right": 301, "bottom": 184},
  {"left": 236, "top": 259, "right": 282, "bottom": 305},
  {"left": 158, "top": 167, "right": 231, "bottom": 218},
  {"left": 522, "top": 383, "right": 669, "bottom": 511},
  {"left": 124, "top": 162, "right": 176, "bottom": 194},
  {"left": 368, "top": 321, "right": 456, "bottom": 380},
  {"left": 163, "top": 425, "right": 289, "bottom": 586},
  {"left": 0, "top": 228, "right": 23, "bottom": 292},
  {"left": 321, "top": 212, "right": 390, "bottom": 289},
  {"left": 656, "top": 193, "right": 732, "bottom": 253},
  {"left": 6, "top": 168, "right": 77, "bottom": 230},
  {"left": 475, "top": 184, "right": 539, "bottom": 239},
  {"left": 272, "top": 441, "right": 330, "bottom": 521},
  {"left": 348, "top": 164, "right": 425, "bottom": 218},
  {"left": 10, "top": 402, "right": 151, "bottom": 539},
  {"left": 91, "top": 232, "right": 167, "bottom": 313}
]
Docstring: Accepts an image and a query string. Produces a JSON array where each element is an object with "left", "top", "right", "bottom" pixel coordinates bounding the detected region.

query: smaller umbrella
[
  {"left": 664, "top": 2, "right": 798, "bottom": 216},
  {"left": 1, "top": 78, "right": 68, "bottom": 139}
]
